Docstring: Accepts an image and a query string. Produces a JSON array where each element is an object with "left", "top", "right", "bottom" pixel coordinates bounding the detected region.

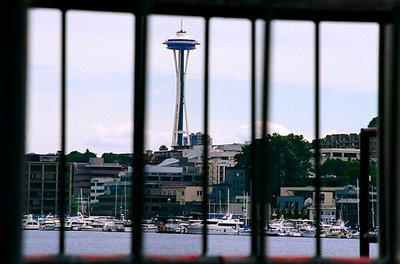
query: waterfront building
[
  {"left": 320, "top": 133, "right": 360, "bottom": 149},
  {"left": 320, "top": 148, "right": 360, "bottom": 162},
  {"left": 225, "top": 167, "right": 246, "bottom": 198},
  {"left": 279, "top": 186, "right": 347, "bottom": 223},
  {"left": 24, "top": 154, "right": 73, "bottom": 215},
  {"left": 92, "top": 159, "right": 204, "bottom": 218},
  {"left": 276, "top": 195, "right": 305, "bottom": 213},
  {"left": 90, "top": 176, "right": 115, "bottom": 205},
  {"left": 73, "top": 157, "right": 123, "bottom": 202},
  {"left": 93, "top": 175, "right": 131, "bottom": 218},
  {"left": 310, "top": 147, "right": 360, "bottom": 165}
]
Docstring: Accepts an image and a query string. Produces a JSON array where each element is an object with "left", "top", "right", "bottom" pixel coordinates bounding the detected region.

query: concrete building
[
  {"left": 90, "top": 176, "right": 115, "bottom": 205},
  {"left": 310, "top": 148, "right": 360, "bottom": 164},
  {"left": 160, "top": 184, "right": 209, "bottom": 205},
  {"left": 320, "top": 133, "right": 360, "bottom": 149},
  {"left": 320, "top": 148, "right": 360, "bottom": 162},
  {"left": 73, "top": 157, "right": 123, "bottom": 201},
  {"left": 189, "top": 132, "right": 212, "bottom": 146},
  {"left": 225, "top": 167, "right": 246, "bottom": 198},
  {"left": 207, "top": 144, "right": 243, "bottom": 184},
  {"left": 24, "top": 154, "right": 73, "bottom": 215},
  {"left": 279, "top": 186, "right": 346, "bottom": 223}
]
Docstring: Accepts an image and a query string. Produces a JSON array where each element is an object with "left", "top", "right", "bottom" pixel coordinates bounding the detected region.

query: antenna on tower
[{"left": 180, "top": 18, "right": 183, "bottom": 32}]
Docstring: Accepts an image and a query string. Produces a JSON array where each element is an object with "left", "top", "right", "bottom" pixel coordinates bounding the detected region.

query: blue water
[{"left": 23, "top": 231, "right": 378, "bottom": 258}]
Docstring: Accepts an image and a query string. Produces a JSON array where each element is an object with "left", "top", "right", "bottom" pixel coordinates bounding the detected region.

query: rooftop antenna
[{"left": 180, "top": 18, "right": 184, "bottom": 32}]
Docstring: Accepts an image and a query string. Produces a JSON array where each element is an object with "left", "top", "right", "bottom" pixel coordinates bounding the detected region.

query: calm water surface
[{"left": 23, "top": 231, "right": 378, "bottom": 257}]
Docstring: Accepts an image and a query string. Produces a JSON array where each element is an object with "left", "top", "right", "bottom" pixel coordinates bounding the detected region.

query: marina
[{"left": 22, "top": 213, "right": 364, "bottom": 239}]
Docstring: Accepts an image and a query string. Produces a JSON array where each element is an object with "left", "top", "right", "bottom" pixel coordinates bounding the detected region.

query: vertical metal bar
[
  {"left": 360, "top": 129, "right": 372, "bottom": 256},
  {"left": 201, "top": 17, "right": 210, "bottom": 257},
  {"left": 259, "top": 16, "right": 271, "bottom": 262},
  {"left": 382, "top": 16, "right": 400, "bottom": 262},
  {"left": 132, "top": 8, "right": 148, "bottom": 262},
  {"left": 0, "top": 1, "right": 27, "bottom": 263},
  {"left": 377, "top": 22, "right": 386, "bottom": 258},
  {"left": 250, "top": 18, "right": 258, "bottom": 257},
  {"left": 58, "top": 8, "right": 67, "bottom": 255},
  {"left": 313, "top": 21, "right": 322, "bottom": 257}
]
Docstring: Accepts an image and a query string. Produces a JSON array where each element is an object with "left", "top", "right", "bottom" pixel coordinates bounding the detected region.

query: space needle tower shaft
[{"left": 163, "top": 28, "right": 199, "bottom": 149}]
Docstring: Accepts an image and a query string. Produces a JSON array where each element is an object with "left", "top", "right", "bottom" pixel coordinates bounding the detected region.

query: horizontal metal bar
[
  {"left": 29, "top": 0, "right": 394, "bottom": 22},
  {"left": 24, "top": 255, "right": 382, "bottom": 264}
]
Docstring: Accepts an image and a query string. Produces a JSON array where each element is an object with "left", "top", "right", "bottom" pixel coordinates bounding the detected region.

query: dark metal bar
[
  {"left": 377, "top": 22, "right": 386, "bottom": 258},
  {"left": 0, "top": 1, "right": 27, "bottom": 264},
  {"left": 313, "top": 21, "right": 321, "bottom": 257},
  {"left": 201, "top": 17, "right": 210, "bottom": 257},
  {"left": 250, "top": 18, "right": 258, "bottom": 257},
  {"left": 259, "top": 17, "right": 271, "bottom": 261},
  {"left": 383, "top": 16, "right": 400, "bottom": 262},
  {"left": 29, "top": 0, "right": 396, "bottom": 23},
  {"left": 58, "top": 8, "right": 67, "bottom": 255},
  {"left": 132, "top": 6, "right": 148, "bottom": 261},
  {"left": 359, "top": 128, "right": 376, "bottom": 256}
]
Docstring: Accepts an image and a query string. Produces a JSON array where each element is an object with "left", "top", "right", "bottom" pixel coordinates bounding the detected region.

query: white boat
[
  {"left": 267, "top": 216, "right": 297, "bottom": 236},
  {"left": 142, "top": 223, "right": 158, "bottom": 232},
  {"left": 288, "top": 219, "right": 316, "bottom": 238},
  {"left": 325, "top": 222, "right": 351, "bottom": 238},
  {"left": 142, "top": 220, "right": 158, "bottom": 232},
  {"left": 102, "top": 219, "right": 124, "bottom": 232},
  {"left": 298, "top": 224, "right": 316, "bottom": 237},
  {"left": 188, "top": 213, "right": 243, "bottom": 235},
  {"left": 38, "top": 214, "right": 61, "bottom": 231},
  {"left": 117, "top": 220, "right": 133, "bottom": 232},
  {"left": 159, "top": 218, "right": 183, "bottom": 233},
  {"left": 22, "top": 215, "right": 40, "bottom": 230}
]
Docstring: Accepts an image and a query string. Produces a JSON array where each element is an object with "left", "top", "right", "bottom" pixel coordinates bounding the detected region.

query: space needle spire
[{"left": 163, "top": 26, "right": 200, "bottom": 150}]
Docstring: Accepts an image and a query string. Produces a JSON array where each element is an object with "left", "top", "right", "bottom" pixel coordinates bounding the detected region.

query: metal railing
[{"left": 5, "top": 0, "right": 400, "bottom": 263}]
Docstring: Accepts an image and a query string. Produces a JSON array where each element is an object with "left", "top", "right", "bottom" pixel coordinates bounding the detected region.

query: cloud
[
  {"left": 92, "top": 122, "right": 133, "bottom": 147},
  {"left": 214, "top": 121, "right": 294, "bottom": 145},
  {"left": 267, "top": 122, "right": 293, "bottom": 135}
]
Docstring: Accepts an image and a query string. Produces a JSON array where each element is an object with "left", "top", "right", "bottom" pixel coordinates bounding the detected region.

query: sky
[{"left": 27, "top": 9, "right": 379, "bottom": 155}]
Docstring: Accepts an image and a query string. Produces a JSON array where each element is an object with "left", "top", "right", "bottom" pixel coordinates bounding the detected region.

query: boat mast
[
  {"left": 227, "top": 188, "right": 230, "bottom": 213},
  {"left": 80, "top": 188, "right": 84, "bottom": 214}
]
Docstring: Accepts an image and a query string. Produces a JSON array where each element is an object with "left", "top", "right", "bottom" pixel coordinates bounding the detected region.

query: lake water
[{"left": 23, "top": 230, "right": 379, "bottom": 258}]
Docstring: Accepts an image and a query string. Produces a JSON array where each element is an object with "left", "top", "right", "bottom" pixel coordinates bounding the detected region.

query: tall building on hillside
[
  {"left": 189, "top": 132, "right": 212, "bottom": 146},
  {"left": 163, "top": 28, "right": 199, "bottom": 150},
  {"left": 320, "top": 133, "right": 360, "bottom": 149}
]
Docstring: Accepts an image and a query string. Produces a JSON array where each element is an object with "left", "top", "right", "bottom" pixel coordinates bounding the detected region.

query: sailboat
[{"left": 238, "top": 191, "right": 251, "bottom": 235}]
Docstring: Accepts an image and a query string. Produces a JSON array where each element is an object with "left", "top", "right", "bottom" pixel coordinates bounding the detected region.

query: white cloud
[{"left": 92, "top": 122, "right": 133, "bottom": 147}]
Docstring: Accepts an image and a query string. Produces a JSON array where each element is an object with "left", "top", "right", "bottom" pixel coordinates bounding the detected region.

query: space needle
[{"left": 163, "top": 27, "right": 200, "bottom": 150}]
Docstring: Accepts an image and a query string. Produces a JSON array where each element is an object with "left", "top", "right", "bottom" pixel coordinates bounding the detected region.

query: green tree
[
  {"left": 235, "top": 133, "right": 312, "bottom": 203},
  {"left": 66, "top": 149, "right": 97, "bottom": 162},
  {"left": 70, "top": 195, "right": 79, "bottom": 215},
  {"left": 159, "top": 145, "right": 168, "bottom": 151},
  {"left": 102, "top": 152, "right": 133, "bottom": 165},
  {"left": 320, "top": 159, "right": 360, "bottom": 186},
  {"left": 368, "top": 116, "right": 378, "bottom": 128},
  {"left": 269, "top": 133, "right": 312, "bottom": 187}
]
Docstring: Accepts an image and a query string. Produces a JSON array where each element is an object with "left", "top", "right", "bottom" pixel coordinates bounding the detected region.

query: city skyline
[{"left": 27, "top": 11, "right": 378, "bottom": 155}]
